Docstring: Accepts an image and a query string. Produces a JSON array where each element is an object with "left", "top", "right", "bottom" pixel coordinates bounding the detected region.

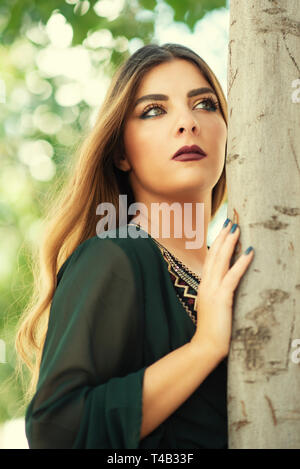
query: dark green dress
[{"left": 25, "top": 223, "right": 228, "bottom": 449}]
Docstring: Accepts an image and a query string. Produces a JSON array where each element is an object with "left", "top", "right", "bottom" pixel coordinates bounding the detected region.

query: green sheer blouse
[{"left": 25, "top": 223, "right": 228, "bottom": 449}]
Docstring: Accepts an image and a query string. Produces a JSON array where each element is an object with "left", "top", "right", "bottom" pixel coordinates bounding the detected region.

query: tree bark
[{"left": 226, "top": 0, "right": 300, "bottom": 448}]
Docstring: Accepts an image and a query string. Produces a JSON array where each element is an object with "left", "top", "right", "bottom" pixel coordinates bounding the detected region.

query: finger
[
  {"left": 213, "top": 224, "right": 241, "bottom": 280},
  {"left": 209, "top": 219, "right": 233, "bottom": 254},
  {"left": 222, "top": 247, "right": 254, "bottom": 291},
  {"left": 204, "top": 219, "right": 233, "bottom": 274}
]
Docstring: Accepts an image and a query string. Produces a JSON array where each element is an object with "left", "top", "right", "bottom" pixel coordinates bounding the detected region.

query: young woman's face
[{"left": 121, "top": 59, "right": 227, "bottom": 202}]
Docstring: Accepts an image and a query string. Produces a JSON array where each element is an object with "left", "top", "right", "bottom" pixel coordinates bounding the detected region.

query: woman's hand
[{"left": 190, "top": 219, "right": 254, "bottom": 359}]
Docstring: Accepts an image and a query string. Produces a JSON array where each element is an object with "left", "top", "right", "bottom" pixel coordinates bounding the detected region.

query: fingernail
[
  {"left": 230, "top": 223, "right": 238, "bottom": 233},
  {"left": 244, "top": 246, "right": 254, "bottom": 255},
  {"left": 223, "top": 218, "right": 230, "bottom": 228}
]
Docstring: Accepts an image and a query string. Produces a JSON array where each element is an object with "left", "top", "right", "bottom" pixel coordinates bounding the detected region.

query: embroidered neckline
[
  {"left": 128, "top": 222, "right": 203, "bottom": 281},
  {"left": 128, "top": 222, "right": 207, "bottom": 326}
]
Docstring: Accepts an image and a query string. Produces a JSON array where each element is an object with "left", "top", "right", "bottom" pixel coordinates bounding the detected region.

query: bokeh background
[{"left": 0, "top": 0, "right": 230, "bottom": 448}]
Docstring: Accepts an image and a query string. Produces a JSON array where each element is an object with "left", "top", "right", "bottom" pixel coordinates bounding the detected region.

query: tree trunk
[{"left": 226, "top": 0, "right": 300, "bottom": 449}]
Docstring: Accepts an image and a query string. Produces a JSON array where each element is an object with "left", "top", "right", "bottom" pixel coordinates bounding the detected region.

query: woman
[{"left": 15, "top": 43, "right": 254, "bottom": 449}]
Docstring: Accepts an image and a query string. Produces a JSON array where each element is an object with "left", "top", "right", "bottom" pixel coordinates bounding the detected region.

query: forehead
[{"left": 137, "top": 59, "right": 210, "bottom": 94}]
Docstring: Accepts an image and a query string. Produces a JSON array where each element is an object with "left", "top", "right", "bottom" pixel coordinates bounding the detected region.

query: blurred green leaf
[
  {"left": 0, "top": 0, "right": 226, "bottom": 44},
  {"left": 139, "top": 0, "right": 157, "bottom": 10},
  {"left": 165, "top": 0, "right": 226, "bottom": 28}
]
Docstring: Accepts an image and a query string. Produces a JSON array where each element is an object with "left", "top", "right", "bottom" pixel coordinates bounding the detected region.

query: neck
[{"left": 129, "top": 192, "right": 211, "bottom": 277}]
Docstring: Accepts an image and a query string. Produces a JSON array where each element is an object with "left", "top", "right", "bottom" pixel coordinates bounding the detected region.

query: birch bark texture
[{"left": 226, "top": 0, "right": 300, "bottom": 448}]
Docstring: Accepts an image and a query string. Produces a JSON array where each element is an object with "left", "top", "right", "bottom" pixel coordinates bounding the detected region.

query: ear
[{"left": 112, "top": 151, "right": 131, "bottom": 172}]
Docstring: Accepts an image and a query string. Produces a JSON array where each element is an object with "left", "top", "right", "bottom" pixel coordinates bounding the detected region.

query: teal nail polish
[
  {"left": 245, "top": 246, "right": 254, "bottom": 255},
  {"left": 230, "top": 223, "right": 238, "bottom": 233},
  {"left": 223, "top": 218, "right": 230, "bottom": 228}
]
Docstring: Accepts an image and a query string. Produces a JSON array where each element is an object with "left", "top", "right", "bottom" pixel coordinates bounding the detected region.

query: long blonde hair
[{"left": 15, "top": 43, "right": 228, "bottom": 401}]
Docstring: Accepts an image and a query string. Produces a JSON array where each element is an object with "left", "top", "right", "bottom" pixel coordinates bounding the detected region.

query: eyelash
[{"left": 140, "top": 97, "right": 219, "bottom": 119}]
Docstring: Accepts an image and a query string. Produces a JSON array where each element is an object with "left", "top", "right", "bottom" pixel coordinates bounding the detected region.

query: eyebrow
[{"left": 133, "top": 87, "right": 217, "bottom": 108}]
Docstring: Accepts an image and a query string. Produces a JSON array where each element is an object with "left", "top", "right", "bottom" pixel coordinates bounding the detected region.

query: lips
[{"left": 172, "top": 144, "right": 207, "bottom": 161}]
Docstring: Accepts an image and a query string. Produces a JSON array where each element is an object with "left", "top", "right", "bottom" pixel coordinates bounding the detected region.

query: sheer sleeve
[{"left": 25, "top": 237, "right": 146, "bottom": 449}]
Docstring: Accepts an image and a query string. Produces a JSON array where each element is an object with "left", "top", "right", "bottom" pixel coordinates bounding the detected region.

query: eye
[
  {"left": 194, "top": 97, "right": 219, "bottom": 111},
  {"left": 140, "top": 104, "right": 165, "bottom": 119}
]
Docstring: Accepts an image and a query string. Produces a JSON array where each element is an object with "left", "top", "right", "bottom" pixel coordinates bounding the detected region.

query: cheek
[
  {"left": 217, "top": 120, "right": 227, "bottom": 144},
  {"left": 124, "top": 121, "right": 163, "bottom": 167},
  {"left": 216, "top": 122, "right": 227, "bottom": 170},
  {"left": 210, "top": 119, "right": 227, "bottom": 151}
]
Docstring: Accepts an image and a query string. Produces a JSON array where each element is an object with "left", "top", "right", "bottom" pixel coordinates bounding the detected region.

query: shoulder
[
  {"left": 51, "top": 226, "right": 150, "bottom": 336},
  {"left": 57, "top": 224, "right": 161, "bottom": 285}
]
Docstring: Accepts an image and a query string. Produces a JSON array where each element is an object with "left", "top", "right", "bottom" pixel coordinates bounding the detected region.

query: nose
[{"left": 176, "top": 109, "right": 200, "bottom": 136}]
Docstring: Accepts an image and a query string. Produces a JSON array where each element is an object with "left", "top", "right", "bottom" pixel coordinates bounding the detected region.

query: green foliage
[
  {"left": 0, "top": 0, "right": 226, "bottom": 45},
  {"left": 139, "top": 0, "right": 157, "bottom": 10},
  {"left": 165, "top": 0, "right": 226, "bottom": 29}
]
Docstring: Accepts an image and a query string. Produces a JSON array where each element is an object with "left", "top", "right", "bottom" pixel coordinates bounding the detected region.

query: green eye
[
  {"left": 195, "top": 98, "right": 219, "bottom": 111},
  {"left": 140, "top": 104, "right": 165, "bottom": 119},
  {"left": 140, "top": 97, "right": 219, "bottom": 119}
]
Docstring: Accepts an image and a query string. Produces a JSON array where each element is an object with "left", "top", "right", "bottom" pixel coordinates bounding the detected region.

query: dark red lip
[{"left": 172, "top": 144, "right": 207, "bottom": 159}]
